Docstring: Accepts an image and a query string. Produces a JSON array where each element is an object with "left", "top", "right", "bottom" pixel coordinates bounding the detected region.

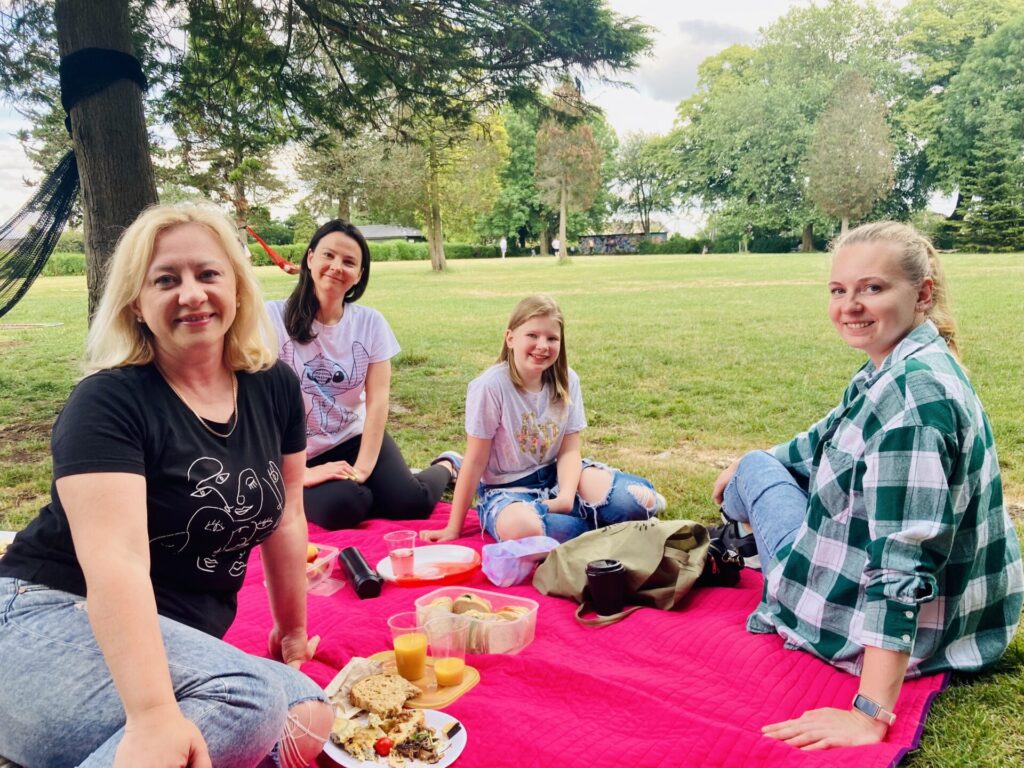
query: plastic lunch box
[{"left": 415, "top": 586, "right": 539, "bottom": 654}]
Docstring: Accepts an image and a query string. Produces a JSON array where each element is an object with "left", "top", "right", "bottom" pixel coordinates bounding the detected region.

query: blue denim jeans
[
  {"left": 0, "top": 577, "right": 327, "bottom": 767},
  {"left": 721, "top": 450, "right": 808, "bottom": 565},
  {"left": 477, "top": 460, "right": 664, "bottom": 543}
]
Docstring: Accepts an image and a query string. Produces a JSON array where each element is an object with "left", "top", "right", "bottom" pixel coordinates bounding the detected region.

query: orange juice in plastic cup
[
  {"left": 388, "top": 611, "right": 427, "bottom": 681},
  {"left": 433, "top": 656, "right": 466, "bottom": 686},
  {"left": 425, "top": 614, "right": 470, "bottom": 687}
]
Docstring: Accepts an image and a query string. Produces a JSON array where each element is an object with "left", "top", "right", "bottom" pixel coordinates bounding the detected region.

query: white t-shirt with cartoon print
[
  {"left": 465, "top": 362, "right": 587, "bottom": 486},
  {"left": 267, "top": 300, "right": 400, "bottom": 459}
]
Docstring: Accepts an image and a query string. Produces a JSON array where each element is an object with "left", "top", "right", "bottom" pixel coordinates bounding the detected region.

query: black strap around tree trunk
[{"left": 0, "top": 48, "right": 147, "bottom": 318}]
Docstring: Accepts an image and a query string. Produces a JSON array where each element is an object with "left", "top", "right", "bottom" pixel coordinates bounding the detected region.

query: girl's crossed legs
[{"left": 479, "top": 461, "right": 665, "bottom": 543}]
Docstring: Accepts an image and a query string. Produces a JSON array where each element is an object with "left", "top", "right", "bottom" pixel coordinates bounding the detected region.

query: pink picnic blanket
[{"left": 225, "top": 504, "right": 948, "bottom": 768}]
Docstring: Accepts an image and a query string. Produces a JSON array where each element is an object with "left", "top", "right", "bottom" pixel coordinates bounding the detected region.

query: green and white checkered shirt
[{"left": 748, "top": 321, "right": 1024, "bottom": 677}]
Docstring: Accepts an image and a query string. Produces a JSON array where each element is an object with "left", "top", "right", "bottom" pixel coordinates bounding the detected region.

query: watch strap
[{"left": 851, "top": 693, "right": 897, "bottom": 726}]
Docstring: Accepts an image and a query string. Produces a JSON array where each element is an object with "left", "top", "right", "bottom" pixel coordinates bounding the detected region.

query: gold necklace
[{"left": 158, "top": 366, "right": 239, "bottom": 439}]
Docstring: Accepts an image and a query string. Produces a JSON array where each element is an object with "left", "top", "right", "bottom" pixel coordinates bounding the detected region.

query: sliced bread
[{"left": 349, "top": 673, "right": 421, "bottom": 717}]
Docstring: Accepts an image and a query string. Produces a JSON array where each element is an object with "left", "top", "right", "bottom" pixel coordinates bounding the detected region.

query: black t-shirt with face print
[{"left": 0, "top": 361, "right": 306, "bottom": 638}]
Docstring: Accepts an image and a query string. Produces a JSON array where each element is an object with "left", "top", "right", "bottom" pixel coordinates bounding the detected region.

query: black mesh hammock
[{"left": 0, "top": 48, "right": 146, "bottom": 318}]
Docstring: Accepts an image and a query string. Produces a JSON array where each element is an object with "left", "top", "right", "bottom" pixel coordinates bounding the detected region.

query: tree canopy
[{"left": 0, "top": 0, "right": 652, "bottom": 312}]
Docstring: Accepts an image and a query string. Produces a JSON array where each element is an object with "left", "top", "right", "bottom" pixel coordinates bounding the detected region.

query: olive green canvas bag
[{"left": 532, "top": 518, "right": 710, "bottom": 626}]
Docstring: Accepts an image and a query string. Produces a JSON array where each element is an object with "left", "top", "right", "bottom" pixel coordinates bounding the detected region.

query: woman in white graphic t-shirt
[{"left": 267, "top": 220, "right": 458, "bottom": 529}]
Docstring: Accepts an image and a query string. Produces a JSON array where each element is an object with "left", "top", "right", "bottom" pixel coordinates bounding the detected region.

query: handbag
[{"left": 532, "top": 518, "right": 710, "bottom": 626}]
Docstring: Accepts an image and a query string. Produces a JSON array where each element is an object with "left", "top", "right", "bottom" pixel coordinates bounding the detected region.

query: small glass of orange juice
[
  {"left": 425, "top": 615, "right": 471, "bottom": 687},
  {"left": 387, "top": 611, "right": 428, "bottom": 682}
]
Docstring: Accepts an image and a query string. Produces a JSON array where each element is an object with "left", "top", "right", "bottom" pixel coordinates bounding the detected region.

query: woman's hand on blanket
[
  {"left": 712, "top": 459, "right": 741, "bottom": 506},
  {"left": 762, "top": 706, "right": 889, "bottom": 750},
  {"left": 304, "top": 461, "right": 362, "bottom": 487},
  {"left": 115, "top": 705, "right": 211, "bottom": 768},
  {"left": 269, "top": 625, "right": 321, "bottom": 669},
  {"left": 421, "top": 526, "right": 460, "bottom": 542}
]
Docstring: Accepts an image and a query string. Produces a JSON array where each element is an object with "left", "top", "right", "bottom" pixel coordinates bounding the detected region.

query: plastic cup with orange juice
[
  {"left": 387, "top": 611, "right": 427, "bottom": 681},
  {"left": 425, "top": 614, "right": 470, "bottom": 687}
]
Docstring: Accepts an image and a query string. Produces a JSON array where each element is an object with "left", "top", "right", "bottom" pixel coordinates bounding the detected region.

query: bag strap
[{"left": 575, "top": 601, "right": 641, "bottom": 627}]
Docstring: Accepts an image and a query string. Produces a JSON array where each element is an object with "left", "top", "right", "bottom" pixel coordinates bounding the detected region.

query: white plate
[
  {"left": 322, "top": 709, "right": 467, "bottom": 767},
  {"left": 375, "top": 544, "right": 480, "bottom": 582}
]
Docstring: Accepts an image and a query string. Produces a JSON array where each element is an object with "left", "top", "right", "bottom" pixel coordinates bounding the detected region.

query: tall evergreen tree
[{"left": 955, "top": 103, "right": 1024, "bottom": 251}]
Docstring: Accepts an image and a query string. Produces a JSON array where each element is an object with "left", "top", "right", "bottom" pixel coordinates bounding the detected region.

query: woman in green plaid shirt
[{"left": 711, "top": 222, "right": 1023, "bottom": 750}]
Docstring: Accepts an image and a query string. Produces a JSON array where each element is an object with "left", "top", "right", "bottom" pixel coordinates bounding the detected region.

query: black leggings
[{"left": 304, "top": 431, "right": 451, "bottom": 530}]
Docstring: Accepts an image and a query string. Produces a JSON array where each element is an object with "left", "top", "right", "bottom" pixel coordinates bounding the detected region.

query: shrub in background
[
  {"left": 56, "top": 230, "right": 85, "bottom": 253},
  {"left": 42, "top": 253, "right": 86, "bottom": 276}
]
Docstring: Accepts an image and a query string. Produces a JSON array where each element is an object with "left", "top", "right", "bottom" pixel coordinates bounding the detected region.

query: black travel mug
[
  {"left": 586, "top": 559, "right": 626, "bottom": 615},
  {"left": 339, "top": 546, "right": 383, "bottom": 599}
]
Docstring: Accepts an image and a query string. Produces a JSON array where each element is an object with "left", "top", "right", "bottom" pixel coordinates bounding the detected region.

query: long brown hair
[
  {"left": 284, "top": 219, "right": 372, "bottom": 343},
  {"left": 833, "top": 221, "right": 960, "bottom": 360},
  {"left": 498, "top": 294, "right": 571, "bottom": 402}
]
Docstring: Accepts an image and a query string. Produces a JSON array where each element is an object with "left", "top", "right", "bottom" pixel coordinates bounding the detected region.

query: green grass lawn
[{"left": 2, "top": 252, "right": 1022, "bottom": 765}]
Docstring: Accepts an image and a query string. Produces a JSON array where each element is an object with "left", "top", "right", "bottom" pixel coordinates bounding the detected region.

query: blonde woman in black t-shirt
[{"left": 0, "top": 205, "right": 332, "bottom": 767}]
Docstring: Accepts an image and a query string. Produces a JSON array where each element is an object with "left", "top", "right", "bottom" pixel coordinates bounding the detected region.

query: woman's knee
[
  {"left": 277, "top": 699, "right": 333, "bottom": 768},
  {"left": 732, "top": 451, "right": 799, "bottom": 503},
  {"left": 303, "top": 482, "right": 371, "bottom": 530},
  {"left": 187, "top": 668, "right": 288, "bottom": 764}
]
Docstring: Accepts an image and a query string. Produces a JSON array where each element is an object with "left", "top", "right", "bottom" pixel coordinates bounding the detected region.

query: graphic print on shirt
[
  {"left": 283, "top": 339, "right": 370, "bottom": 437},
  {"left": 515, "top": 410, "right": 561, "bottom": 460},
  {"left": 150, "top": 457, "right": 283, "bottom": 577}
]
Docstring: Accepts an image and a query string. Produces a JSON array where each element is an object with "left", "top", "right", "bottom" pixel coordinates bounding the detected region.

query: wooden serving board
[{"left": 369, "top": 651, "right": 479, "bottom": 709}]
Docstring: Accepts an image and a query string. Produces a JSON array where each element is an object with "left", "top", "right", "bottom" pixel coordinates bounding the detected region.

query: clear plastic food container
[
  {"left": 306, "top": 543, "right": 343, "bottom": 594},
  {"left": 415, "top": 586, "right": 538, "bottom": 655}
]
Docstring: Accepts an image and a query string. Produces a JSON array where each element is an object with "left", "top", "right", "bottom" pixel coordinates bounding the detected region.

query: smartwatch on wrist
[{"left": 851, "top": 693, "right": 897, "bottom": 726}]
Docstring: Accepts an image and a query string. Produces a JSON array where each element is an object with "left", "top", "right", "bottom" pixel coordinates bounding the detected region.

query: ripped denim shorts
[{"left": 477, "top": 459, "right": 664, "bottom": 543}]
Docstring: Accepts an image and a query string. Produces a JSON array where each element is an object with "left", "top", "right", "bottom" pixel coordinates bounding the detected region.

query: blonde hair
[
  {"left": 498, "top": 294, "right": 571, "bottom": 402},
  {"left": 85, "top": 204, "right": 277, "bottom": 374},
  {"left": 832, "top": 221, "right": 960, "bottom": 360}
]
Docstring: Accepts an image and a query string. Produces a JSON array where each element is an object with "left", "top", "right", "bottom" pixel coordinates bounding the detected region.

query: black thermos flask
[{"left": 338, "top": 546, "right": 383, "bottom": 599}]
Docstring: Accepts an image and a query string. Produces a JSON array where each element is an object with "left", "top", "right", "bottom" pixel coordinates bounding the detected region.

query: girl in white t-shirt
[
  {"left": 423, "top": 294, "right": 665, "bottom": 543},
  {"left": 268, "top": 220, "right": 458, "bottom": 529}
]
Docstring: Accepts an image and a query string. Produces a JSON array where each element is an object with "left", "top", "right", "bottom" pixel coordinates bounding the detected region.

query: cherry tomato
[{"left": 374, "top": 737, "right": 393, "bottom": 757}]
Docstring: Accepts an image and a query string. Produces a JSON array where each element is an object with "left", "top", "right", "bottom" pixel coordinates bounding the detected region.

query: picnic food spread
[{"left": 329, "top": 673, "right": 449, "bottom": 765}]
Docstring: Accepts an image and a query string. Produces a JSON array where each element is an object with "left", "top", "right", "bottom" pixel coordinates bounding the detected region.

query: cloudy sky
[
  {"left": 587, "top": 0, "right": 806, "bottom": 137},
  {"left": 0, "top": 1, "right": 879, "bottom": 228}
]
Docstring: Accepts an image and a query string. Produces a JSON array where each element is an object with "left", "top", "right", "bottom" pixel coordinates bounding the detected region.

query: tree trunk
[
  {"left": 56, "top": 0, "right": 158, "bottom": 321},
  {"left": 801, "top": 223, "right": 814, "bottom": 252},
  {"left": 557, "top": 182, "right": 569, "bottom": 264},
  {"left": 841, "top": 217, "right": 849, "bottom": 235},
  {"left": 426, "top": 143, "right": 446, "bottom": 271},
  {"left": 338, "top": 196, "right": 350, "bottom": 221},
  {"left": 539, "top": 229, "right": 549, "bottom": 257},
  {"left": 231, "top": 151, "right": 248, "bottom": 228}
]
